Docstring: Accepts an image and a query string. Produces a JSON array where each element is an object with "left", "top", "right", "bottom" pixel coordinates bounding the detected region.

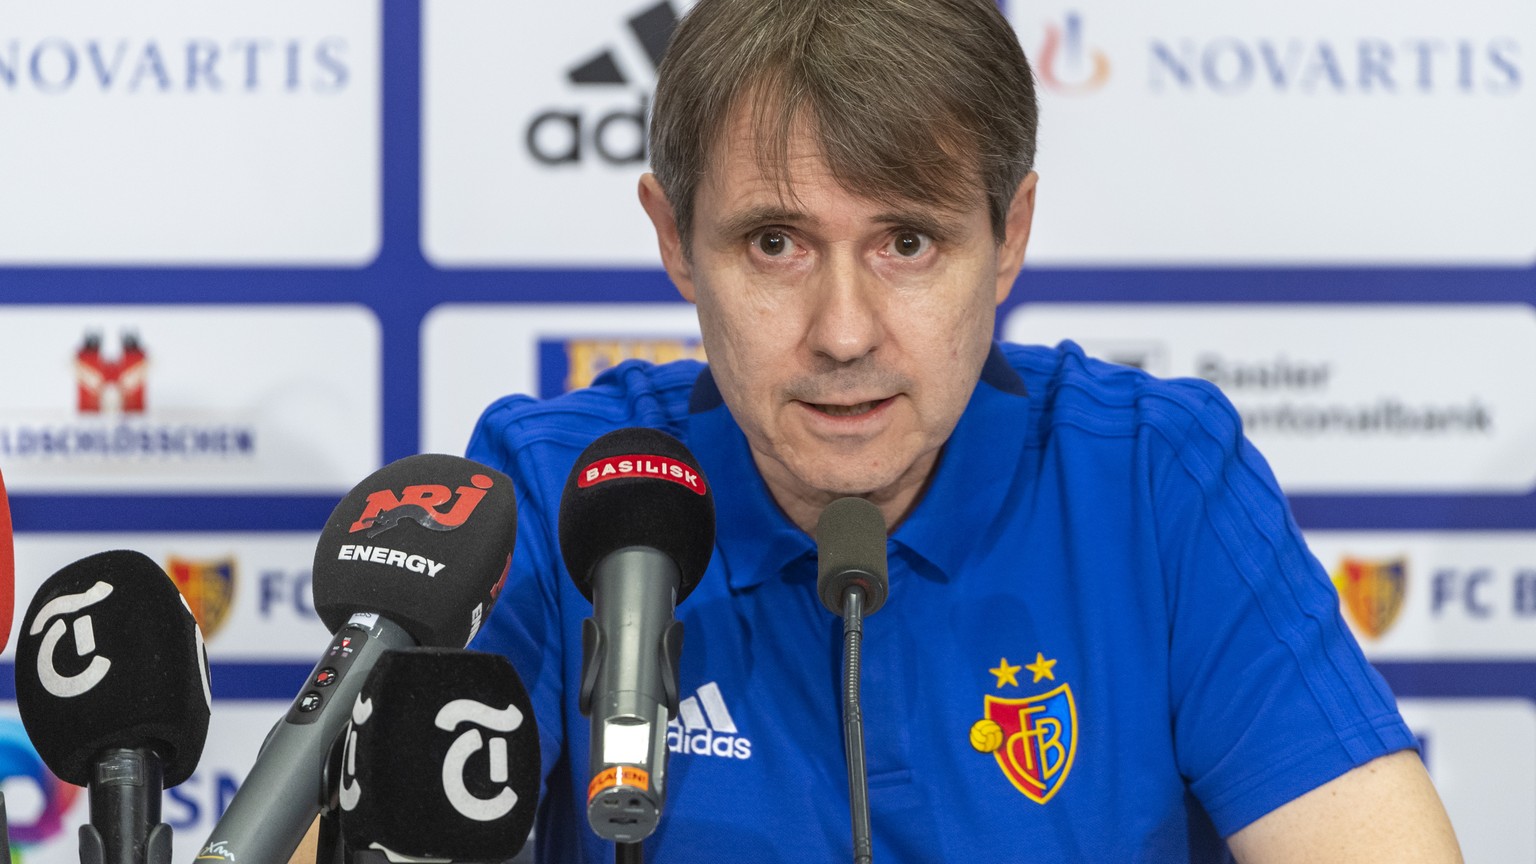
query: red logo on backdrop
[
  {"left": 76, "top": 331, "right": 148, "bottom": 413},
  {"left": 349, "top": 474, "right": 495, "bottom": 537},
  {"left": 1036, "top": 13, "right": 1111, "bottom": 95},
  {"left": 578, "top": 455, "right": 706, "bottom": 495}
]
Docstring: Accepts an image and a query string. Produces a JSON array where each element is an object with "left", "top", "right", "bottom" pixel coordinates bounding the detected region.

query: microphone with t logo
[
  {"left": 13, "top": 549, "right": 212, "bottom": 864},
  {"left": 338, "top": 648, "right": 540, "bottom": 862}
]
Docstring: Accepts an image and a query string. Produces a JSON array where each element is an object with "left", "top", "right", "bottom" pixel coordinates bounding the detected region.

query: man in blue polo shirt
[{"left": 467, "top": 0, "right": 1463, "bottom": 860}]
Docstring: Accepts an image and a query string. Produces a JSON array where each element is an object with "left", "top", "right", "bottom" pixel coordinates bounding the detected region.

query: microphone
[
  {"left": 199, "top": 454, "right": 517, "bottom": 864},
  {"left": 816, "top": 497, "right": 889, "bottom": 618},
  {"left": 0, "top": 466, "right": 10, "bottom": 864},
  {"left": 338, "top": 648, "right": 540, "bottom": 863},
  {"left": 0, "top": 464, "right": 15, "bottom": 651},
  {"left": 816, "top": 497, "right": 889, "bottom": 864},
  {"left": 13, "top": 549, "right": 212, "bottom": 864},
  {"left": 559, "top": 427, "right": 714, "bottom": 845}
]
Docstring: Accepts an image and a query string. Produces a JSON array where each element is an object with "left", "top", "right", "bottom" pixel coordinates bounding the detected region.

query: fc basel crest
[
  {"left": 1332, "top": 556, "right": 1406, "bottom": 639},
  {"left": 166, "top": 556, "right": 236, "bottom": 639},
  {"left": 969, "top": 654, "right": 1077, "bottom": 804}
]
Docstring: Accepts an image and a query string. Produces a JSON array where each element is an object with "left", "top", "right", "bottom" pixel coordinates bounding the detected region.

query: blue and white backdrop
[{"left": 1, "top": 1, "right": 1533, "bottom": 860}]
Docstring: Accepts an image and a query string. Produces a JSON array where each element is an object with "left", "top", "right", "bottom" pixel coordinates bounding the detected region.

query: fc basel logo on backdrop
[
  {"left": 969, "top": 653, "right": 1078, "bottom": 804},
  {"left": 1332, "top": 556, "right": 1407, "bottom": 639},
  {"left": 348, "top": 474, "right": 495, "bottom": 537},
  {"left": 166, "top": 556, "right": 236, "bottom": 639}
]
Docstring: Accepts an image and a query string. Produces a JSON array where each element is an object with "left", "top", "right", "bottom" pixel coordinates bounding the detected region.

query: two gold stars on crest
[{"left": 989, "top": 653, "right": 1056, "bottom": 688}]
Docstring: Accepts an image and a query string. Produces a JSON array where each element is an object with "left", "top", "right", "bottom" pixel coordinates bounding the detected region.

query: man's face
[{"left": 641, "top": 107, "right": 1035, "bottom": 528}]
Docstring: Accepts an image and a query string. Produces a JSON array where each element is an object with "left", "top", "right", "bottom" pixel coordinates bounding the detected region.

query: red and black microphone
[
  {"left": 0, "top": 464, "right": 10, "bottom": 860},
  {"left": 559, "top": 428, "right": 715, "bottom": 848},
  {"left": 199, "top": 454, "right": 517, "bottom": 864},
  {"left": 14, "top": 549, "right": 211, "bottom": 864},
  {"left": 0, "top": 464, "right": 15, "bottom": 653}
]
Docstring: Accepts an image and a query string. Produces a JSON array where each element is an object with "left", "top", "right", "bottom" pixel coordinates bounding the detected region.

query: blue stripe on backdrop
[
  {"left": 8, "top": 496, "right": 339, "bottom": 533},
  {"left": 10, "top": 492, "right": 1536, "bottom": 533},
  {"left": 0, "top": 662, "right": 314, "bottom": 701}
]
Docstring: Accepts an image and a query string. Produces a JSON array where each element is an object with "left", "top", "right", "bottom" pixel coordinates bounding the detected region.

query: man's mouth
[{"left": 808, "top": 398, "right": 887, "bottom": 418}]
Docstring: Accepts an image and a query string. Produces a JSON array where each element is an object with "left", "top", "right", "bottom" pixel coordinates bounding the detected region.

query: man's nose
[{"left": 806, "top": 252, "right": 882, "bottom": 364}]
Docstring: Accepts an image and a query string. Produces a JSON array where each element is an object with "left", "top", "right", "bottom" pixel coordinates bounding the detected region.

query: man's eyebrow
[
  {"left": 870, "top": 209, "right": 964, "bottom": 243},
  {"left": 714, "top": 206, "right": 817, "bottom": 240},
  {"left": 714, "top": 205, "right": 968, "bottom": 243}
]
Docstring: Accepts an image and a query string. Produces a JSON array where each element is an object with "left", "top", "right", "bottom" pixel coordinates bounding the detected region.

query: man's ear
[
  {"left": 995, "top": 171, "right": 1038, "bottom": 305},
  {"left": 638, "top": 173, "right": 696, "bottom": 303}
]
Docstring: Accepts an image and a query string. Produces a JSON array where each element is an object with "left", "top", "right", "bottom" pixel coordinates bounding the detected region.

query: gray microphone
[
  {"left": 196, "top": 455, "right": 517, "bottom": 864},
  {"left": 558, "top": 428, "right": 715, "bottom": 847},
  {"left": 816, "top": 497, "right": 889, "bottom": 864}
]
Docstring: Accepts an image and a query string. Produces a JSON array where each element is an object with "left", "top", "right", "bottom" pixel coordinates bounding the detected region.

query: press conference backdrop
[{"left": 0, "top": 0, "right": 1533, "bottom": 860}]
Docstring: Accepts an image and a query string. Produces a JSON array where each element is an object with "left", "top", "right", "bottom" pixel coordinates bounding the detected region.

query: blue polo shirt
[{"left": 467, "top": 341, "right": 1414, "bottom": 863}]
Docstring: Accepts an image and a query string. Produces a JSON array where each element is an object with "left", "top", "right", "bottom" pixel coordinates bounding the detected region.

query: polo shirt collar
[{"left": 686, "top": 343, "right": 1030, "bottom": 592}]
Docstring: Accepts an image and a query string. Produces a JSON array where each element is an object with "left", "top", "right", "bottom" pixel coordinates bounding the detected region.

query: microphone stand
[
  {"left": 77, "top": 747, "right": 173, "bottom": 864},
  {"left": 839, "top": 586, "right": 874, "bottom": 864},
  {"left": 318, "top": 725, "right": 349, "bottom": 864},
  {"left": 2, "top": 791, "right": 12, "bottom": 861}
]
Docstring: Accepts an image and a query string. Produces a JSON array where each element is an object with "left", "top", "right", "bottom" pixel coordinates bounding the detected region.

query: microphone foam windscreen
[
  {"left": 0, "top": 465, "right": 14, "bottom": 651},
  {"left": 14, "top": 549, "right": 211, "bottom": 787},
  {"left": 558, "top": 427, "right": 715, "bottom": 602},
  {"left": 339, "top": 648, "right": 540, "bottom": 862},
  {"left": 816, "top": 497, "right": 889, "bottom": 616},
  {"left": 312, "top": 454, "right": 517, "bottom": 648}
]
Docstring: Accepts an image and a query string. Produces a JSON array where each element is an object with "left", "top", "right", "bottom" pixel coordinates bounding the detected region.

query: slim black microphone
[
  {"left": 816, "top": 497, "right": 889, "bottom": 864},
  {"left": 337, "top": 648, "right": 540, "bottom": 863},
  {"left": 198, "top": 454, "right": 517, "bottom": 864},
  {"left": 14, "top": 549, "right": 212, "bottom": 864},
  {"left": 559, "top": 427, "right": 714, "bottom": 846}
]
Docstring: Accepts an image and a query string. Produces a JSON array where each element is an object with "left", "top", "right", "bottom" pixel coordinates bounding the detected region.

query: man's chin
[{"left": 788, "top": 463, "right": 900, "bottom": 503}]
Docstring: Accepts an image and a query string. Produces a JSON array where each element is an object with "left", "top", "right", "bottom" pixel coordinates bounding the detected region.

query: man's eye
[
  {"left": 753, "top": 229, "right": 793, "bottom": 257},
  {"left": 890, "top": 231, "right": 931, "bottom": 258}
]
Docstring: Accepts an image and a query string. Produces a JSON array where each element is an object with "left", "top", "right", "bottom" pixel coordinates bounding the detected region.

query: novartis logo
[{"left": 0, "top": 37, "right": 352, "bottom": 95}]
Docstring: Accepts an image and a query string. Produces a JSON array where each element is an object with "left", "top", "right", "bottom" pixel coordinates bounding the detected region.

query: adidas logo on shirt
[{"left": 666, "top": 681, "right": 753, "bottom": 760}]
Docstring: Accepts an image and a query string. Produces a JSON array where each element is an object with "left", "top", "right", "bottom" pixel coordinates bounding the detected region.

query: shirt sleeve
[
  {"left": 465, "top": 397, "right": 569, "bottom": 802},
  {"left": 1148, "top": 379, "right": 1417, "bottom": 836}
]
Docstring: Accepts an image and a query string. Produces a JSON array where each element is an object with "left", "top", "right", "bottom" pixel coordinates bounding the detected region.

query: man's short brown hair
[{"left": 649, "top": 0, "right": 1038, "bottom": 249}]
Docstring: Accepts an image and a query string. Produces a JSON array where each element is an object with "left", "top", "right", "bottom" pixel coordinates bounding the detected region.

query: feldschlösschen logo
[{"left": 76, "top": 331, "right": 147, "bottom": 414}]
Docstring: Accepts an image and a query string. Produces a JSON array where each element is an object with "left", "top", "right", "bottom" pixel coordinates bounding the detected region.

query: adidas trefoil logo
[{"left": 666, "top": 681, "right": 752, "bottom": 760}]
